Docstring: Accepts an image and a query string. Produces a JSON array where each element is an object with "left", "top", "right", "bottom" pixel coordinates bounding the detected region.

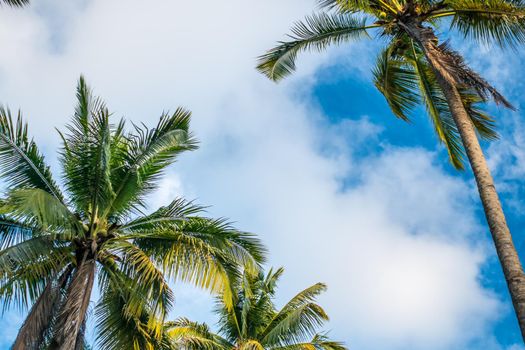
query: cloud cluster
[{"left": 0, "top": 0, "right": 514, "bottom": 349}]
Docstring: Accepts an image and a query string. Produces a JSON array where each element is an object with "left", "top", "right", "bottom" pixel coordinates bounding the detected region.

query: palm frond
[
  {"left": 119, "top": 198, "right": 206, "bottom": 231},
  {"left": 0, "top": 217, "right": 35, "bottom": 249},
  {"left": 1, "top": 188, "right": 78, "bottom": 235},
  {"left": 165, "top": 318, "right": 231, "bottom": 350},
  {"left": 318, "top": 0, "right": 395, "bottom": 16},
  {"left": 460, "top": 89, "right": 499, "bottom": 140},
  {"left": 95, "top": 265, "right": 168, "bottom": 350},
  {"left": 260, "top": 283, "right": 329, "bottom": 346},
  {"left": 107, "top": 240, "right": 173, "bottom": 325},
  {"left": 105, "top": 109, "right": 198, "bottom": 218},
  {"left": 257, "top": 13, "right": 372, "bottom": 81},
  {"left": 60, "top": 77, "right": 116, "bottom": 217},
  {"left": 0, "top": 107, "right": 64, "bottom": 202},
  {"left": 407, "top": 43, "right": 466, "bottom": 169},
  {"left": 433, "top": 0, "right": 525, "bottom": 48},
  {"left": 272, "top": 334, "right": 347, "bottom": 350},
  {"left": 373, "top": 46, "right": 420, "bottom": 121}
]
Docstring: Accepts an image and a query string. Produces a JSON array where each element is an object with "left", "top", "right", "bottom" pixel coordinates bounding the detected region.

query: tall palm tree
[
  {"left": 257, "top": 0, "right": 525, "bottom": 340},
  {"left": 165, "top": 267, "right": 346, "bottom": 350},
  {"left": 0, "top": 77, "right": 266, "bottom": 350}
]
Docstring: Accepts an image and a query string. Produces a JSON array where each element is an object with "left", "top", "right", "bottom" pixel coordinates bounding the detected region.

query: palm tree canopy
[
  {"left": 166, "top": 268, "right": 346, "bottom": 350},
  {"left": 0, "top": 77, "right": 267, "bottom": 350},
  {"left": 257, "top": 0, "right": 525, "bottom": 169}
]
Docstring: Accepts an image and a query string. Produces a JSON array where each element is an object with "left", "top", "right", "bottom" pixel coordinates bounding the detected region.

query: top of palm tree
[
  {"left": 0, "top": 76, "right": 267, "bottom": 349},
  {"left": 259, "top": 0, "right": 525, "bottom": 81},
  {"left": 257, "top": 0, "right": 525, "bottom": 169},
  {"left": 165, "top": 268, "right": 346, "bottom": 350}
]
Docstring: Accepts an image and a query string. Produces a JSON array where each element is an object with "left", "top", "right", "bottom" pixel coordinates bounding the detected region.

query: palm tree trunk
[
  {"left": 13, "top": 265, "right": 73, "bottom": 350},
  {"left": 49, "top": 259, "right": 95, "bottom": 350},
  {"left": 402, "top": 21, "right": 525, "bottom": 340}
]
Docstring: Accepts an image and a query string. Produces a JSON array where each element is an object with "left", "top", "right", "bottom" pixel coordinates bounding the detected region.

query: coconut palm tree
[
  {"left": 257, "top": 0, "right": 525, "bottom": 339},
  {"left": 164, "top": 267, "right": 346, "bottom": 350},
  {"left": 0, "top": 77, "right": 266, "bottom": 350}
]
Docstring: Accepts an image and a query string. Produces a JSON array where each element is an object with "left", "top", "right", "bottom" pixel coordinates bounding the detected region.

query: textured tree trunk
[
  {"left": 49, "top": 259, "right": 96, "bottom": 350},
  {"left": 402, "top": 21, "right": 525, "bottom": 341},
  {"left": 13, "top": 265, "right": 73, "bottom": 350}
]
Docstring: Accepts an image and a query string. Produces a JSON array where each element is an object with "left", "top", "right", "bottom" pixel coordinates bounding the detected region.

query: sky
[{"left": 0, "top": 0, "right": 524, "bottom": 349}]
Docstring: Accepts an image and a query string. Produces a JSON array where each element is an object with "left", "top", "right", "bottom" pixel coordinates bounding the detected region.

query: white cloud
[{"left": 0, "top": 0, "right": 511, "bottom": 349}]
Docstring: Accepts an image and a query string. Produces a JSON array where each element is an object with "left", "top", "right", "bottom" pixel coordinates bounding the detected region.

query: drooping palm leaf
[
  {"left": 257, "top": 13, "right": 373, "bottom": 80},
  {"left": 430, "top": 0, "right": 525, "bottom": 47},
  {"left": 0, "top": 108, "right": 64, "bottom": 202}
]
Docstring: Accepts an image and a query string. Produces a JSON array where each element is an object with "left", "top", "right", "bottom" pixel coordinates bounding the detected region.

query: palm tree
[
  {"left": 0, "top": 77, "right": 266, "bottom": 350},
  {"left": 257, "top": 0, "right": 525, "bottom": 340},
  {"left": 165, "top": 267, "right": 346, "bottom": 350}
]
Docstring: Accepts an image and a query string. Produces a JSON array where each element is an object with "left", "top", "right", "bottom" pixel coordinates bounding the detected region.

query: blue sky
[{"left": 0, "top": 1, "right": 524, "bottom": 349}]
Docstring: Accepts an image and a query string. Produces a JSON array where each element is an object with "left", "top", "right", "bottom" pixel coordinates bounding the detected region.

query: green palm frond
[
  {"left": 0, "top": 108, "right": 64, "bottom": 202},
  {"left": 108, "top": 240, "right": 173, "bottom": 324},
  {"left": 407, "top": 43, "right": 466, "bottom": 170},
  {"left": 318, "top": 0, "right": 396, "bottom": 16},
  {"left": 257, "top": 13, "right": 373, "bottom": 81},
  {"left": 124, "top": 229, "right": 236, "bottom": 303},
  {"left": 0, "top": 217, "right": 34, "bottom": 249},
  {"left": 60, "top": 77, "right": 116, "bottom": 217},
  {"left": 261, "top": 283, "right": 329, "bottom": 346},
  {"left": 273, "top": 334, "right": 347, "bottom": 350},
  {"left": 119, "top": 198, "right": 206, "bottom": 231},
  {"left": 373, "top": 46, "right": 420, "bottom": 121},
  {"left": 165, "top": 318, "right": 231, "bottom": 350},
  {"left": 121, "top": 212, "right": 266, "bottom": 290},
  {"left": 95, "top": 281, "right": 159, "bottom": 350},
  {"left": 431, "top": 0, "right": 525, "bottom": 47},
  {"left": 0, "top": 188, "right": 78, "bottom": 234},
  {"left": 0, "top": 240, "right": 72, "bottom": 310},
  {"left": 373, "top": 39, "right": 499, "bottom": 169},
  {"left": 461, "top": 90, "right": 499, "bottom": 140},
  {"left": 106, "top": 109, "right": 198, "bottom": 218},
  {"left": 240, "top": 340, "right": 266, "bottom": 350}
]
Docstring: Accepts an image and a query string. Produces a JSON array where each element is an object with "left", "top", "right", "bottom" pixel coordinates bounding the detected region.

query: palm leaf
[
  {"left": 272, "top": 334, "right": 347, "bottom": 350},
  {"left": 373, "top": 46, "right": 420, "bottom": 121},
  {"left": 95, "top": 265, "right": 168, "bottom": 350},
  {"left": 257, "top": 13, "right": 372, "bottom": 81},
  {"left": 165, "top": 318, "right": 231, "bottom": 350},
  {"left": 60, "top": 77, "right": 115, "bottom": 217},
  {"left": 0, "top": 188, "right": 78, "bottom": 235},
  {"left": 434, "top": 0, "right": 525, "bottom": 47},
  {"left": 260, "top": 283, "right": 329, "bottom": 346},
  {"left": 0, "top": 108, "right": 64, "bottom": 202},
  {"left": 105, "top": 109, "right": 198, "bottom": 218}
]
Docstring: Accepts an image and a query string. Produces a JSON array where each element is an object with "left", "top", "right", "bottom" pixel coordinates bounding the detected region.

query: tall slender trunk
[
  {"left": 402, "top": 21, "right": 525, "bottom": 340},
  {"left": 49, "top": 259, "right": 96, "bottom": 350},
  {"left": 13, "top": 266, "right": 73, "bottom": 350}
]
